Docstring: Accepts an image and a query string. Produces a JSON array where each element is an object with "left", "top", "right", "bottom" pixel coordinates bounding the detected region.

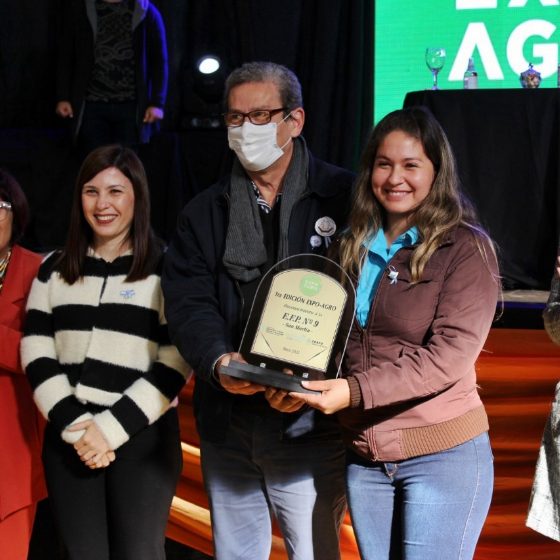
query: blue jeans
[
  {"left": 200, "top": 403, "right": 346, "bottom": 560},
  {"left": 346, "top": 432, "right": 493, "bottom": 560}
]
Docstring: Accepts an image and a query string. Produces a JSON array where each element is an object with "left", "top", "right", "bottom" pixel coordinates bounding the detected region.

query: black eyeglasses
[
  {"left": 0, "top": 201, "right": 12, "bottom": 222},
  {"left": 223, "top": 107, "right": 287, "bottom": 127}
]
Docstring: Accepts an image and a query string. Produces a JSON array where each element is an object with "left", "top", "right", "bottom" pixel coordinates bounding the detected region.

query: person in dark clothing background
[{"left": 55, "top": 0, "right": 168, "bottom": 156}]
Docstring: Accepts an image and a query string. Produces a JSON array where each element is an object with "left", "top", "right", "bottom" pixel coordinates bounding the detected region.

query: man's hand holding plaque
[{"left": 215, "top": 352, "right": 266, "bottom": 394}]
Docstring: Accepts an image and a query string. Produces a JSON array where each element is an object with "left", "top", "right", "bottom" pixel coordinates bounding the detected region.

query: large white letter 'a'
[{"left": 449, "top": 22, "right": 504, "bottom": 80}]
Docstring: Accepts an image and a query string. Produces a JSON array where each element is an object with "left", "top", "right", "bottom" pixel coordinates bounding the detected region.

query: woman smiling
[
  {"left": 21, "top": 145, "right": 191, "bottom": 560},
  {"left": 292, "top": 108, "right": 501, "bottom": 560}
]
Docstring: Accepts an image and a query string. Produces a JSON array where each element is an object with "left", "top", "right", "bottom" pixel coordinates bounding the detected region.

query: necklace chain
[{"left": 0, "top": 248, "right": 12, "bottom": 292}]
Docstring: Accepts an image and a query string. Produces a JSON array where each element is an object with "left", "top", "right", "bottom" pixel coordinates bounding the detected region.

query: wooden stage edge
[{"left": 167, "top": 323, "right": 560, "bottom": 559}]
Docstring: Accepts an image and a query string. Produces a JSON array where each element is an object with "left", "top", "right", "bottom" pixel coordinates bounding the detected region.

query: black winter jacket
[{"left": 162, "top": 152, "right": 355, "bottom": 441}]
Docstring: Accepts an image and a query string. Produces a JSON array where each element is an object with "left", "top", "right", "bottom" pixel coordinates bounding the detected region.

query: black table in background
[{"left": 403, "top": 89, "right": 560, "bottom": 290}]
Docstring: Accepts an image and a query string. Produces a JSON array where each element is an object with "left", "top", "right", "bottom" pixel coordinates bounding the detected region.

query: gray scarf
[{"left": 223, "top": 137, "right": 309, "bottom": 282}]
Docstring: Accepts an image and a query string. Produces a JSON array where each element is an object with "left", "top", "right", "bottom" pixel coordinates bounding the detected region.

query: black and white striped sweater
[{"left": 21, "top": 251, "right": 191, "bottom": 450}]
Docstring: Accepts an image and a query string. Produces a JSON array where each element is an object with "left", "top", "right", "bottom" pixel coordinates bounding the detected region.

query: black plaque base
[{"left": 219, "top": 360, "right": 320, "bottom": 394}]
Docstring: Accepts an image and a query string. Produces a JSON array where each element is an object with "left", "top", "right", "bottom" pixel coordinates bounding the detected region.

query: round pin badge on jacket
[
  {"left": 310, "top": 235, "right": 322, "bottom": 248},
  {"left": 315, "top": 216, "right": 336, "bottom": 237}
]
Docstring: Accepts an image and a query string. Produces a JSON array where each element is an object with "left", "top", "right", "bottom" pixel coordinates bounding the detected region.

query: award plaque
[{"left": 219, "top": 254, "right": 355, "bottom": 394}]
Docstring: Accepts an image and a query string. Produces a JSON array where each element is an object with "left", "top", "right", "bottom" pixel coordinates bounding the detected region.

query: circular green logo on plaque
[{"left": 300, "top": 274, "right": 321, "bottom": 296}]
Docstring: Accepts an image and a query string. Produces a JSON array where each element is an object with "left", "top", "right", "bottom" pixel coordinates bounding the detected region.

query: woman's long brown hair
[{"left": 339, "top": 107, "right": 499, "bottom": 285}]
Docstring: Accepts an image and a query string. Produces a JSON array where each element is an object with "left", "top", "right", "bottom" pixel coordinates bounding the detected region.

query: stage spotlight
[
  {"left": 197, "top": 55, "right": 221, "bottom": 75},
  {"left": 183, "top": 54, "right": 228, "bottom": 129},
  {"left": 193, "top": 55, "right": 226, "bottom": 105}
]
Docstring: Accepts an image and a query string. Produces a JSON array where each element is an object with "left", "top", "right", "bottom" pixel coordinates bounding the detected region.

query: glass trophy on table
[{"left": 219, "top": 254, "right": 356, "bottom": 394}]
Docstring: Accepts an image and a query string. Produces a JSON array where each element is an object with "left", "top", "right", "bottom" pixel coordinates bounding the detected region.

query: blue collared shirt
[{"left": 355, "top": 226, "right": 419, "bottom": 327}]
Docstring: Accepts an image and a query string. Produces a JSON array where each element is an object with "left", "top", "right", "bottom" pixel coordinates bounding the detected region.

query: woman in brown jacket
[{"left": 292, "top": 107, "right": 500, "bottom": 559}]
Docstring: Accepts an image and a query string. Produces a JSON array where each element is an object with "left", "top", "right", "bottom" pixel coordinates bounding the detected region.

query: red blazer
[{"left": 0, "top": 244, "right": 46, "bottom": 520}]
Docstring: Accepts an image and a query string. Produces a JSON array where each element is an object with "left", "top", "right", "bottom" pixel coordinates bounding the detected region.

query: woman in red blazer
[{"left": 0, "top": 169, "right": 46, "bottom": 560}]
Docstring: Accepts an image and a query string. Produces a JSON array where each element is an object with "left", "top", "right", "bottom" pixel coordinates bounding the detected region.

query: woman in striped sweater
[{"left": 21, "top": 145, "right": 191, "bottom": 560}]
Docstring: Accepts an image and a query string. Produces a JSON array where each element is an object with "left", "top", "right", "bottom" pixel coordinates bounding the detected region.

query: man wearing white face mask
[
  {"left": 226, "top": 105, "right": 293, "bottom": 171},
  {"left": 162, "top": 61, "right": 355, "bottom": 560}
]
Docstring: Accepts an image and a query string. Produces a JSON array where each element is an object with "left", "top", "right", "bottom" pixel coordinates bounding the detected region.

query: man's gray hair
[{"left": 224, "top": 61, "right": 303, "bottom": 110}]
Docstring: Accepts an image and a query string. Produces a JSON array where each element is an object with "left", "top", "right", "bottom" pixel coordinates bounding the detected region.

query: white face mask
[{"left": 227, "top": 117, "right": 292, "bottom": 172}]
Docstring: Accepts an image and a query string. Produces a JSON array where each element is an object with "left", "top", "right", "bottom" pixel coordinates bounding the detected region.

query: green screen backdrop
[{"left": 375, "top": 0, "right": 560, "bottom": 122}]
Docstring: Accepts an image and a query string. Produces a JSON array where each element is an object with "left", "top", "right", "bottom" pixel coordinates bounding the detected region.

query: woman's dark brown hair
[
  {"left": 57, "top": 144, "right": 162, "bottom": 284},
  {"left": 0, "top": 168, "right": 30, "bottom": 245}
]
